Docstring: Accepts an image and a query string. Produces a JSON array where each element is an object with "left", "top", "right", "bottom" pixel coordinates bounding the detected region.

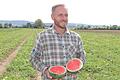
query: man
[{"left": 30, "top": 4, "right": 86, "bottom": 80}]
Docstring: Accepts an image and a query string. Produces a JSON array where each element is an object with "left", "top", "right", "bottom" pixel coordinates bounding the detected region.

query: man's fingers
[
  {"left": 46, "top": 71, "right": 52, "bottom": 79},
  {"left": 51, "top": 79, "right": 57, "bottom": 80},
  {"left": 47, "top": 74, "right": 52, "bottom": 79},
  {"left": 45, "top": 69, "right": 63, "bottom": 80},
  {"left": 71, "top": 74, "right": 77, "bottom": 78}
]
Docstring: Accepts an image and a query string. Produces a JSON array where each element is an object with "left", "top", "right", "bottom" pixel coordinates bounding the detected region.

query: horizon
[{"left": 0, "top": 20, "right": 120, "bottom": 26}]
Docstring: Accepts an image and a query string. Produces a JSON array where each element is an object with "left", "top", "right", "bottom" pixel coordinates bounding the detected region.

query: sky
[{"left": 0, "top": 0, "right": 120, "bottom": 25}]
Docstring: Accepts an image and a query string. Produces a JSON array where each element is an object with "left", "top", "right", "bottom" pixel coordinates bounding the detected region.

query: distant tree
[
  {"left": 15, "top": 26, "right": 18, "bottom": 28},
  {"left": 106, "top": 26, "right": 110, "bottom": 30},
  {"left": 110, "top": 25, "right": 118, "bottom": 30},
  {"left": 26, "top": 23, "right": 32, "bottom": 28},
  {"left": 22, "top": 25, "right": 27, "bottom": 28},
  {"left": 4, "top": 23, "right": 8, "bottom": 28},
  {"left": 87, "top": 25, "right": 91, "bottom": 29},
  {"left": 34, "top": 19, "right": 44, "bottom": 28},
  {"left": 8, "top": 23, "right": 12, "bottom": 28},
  {"left": 118, "top": 26, "right": 120, "bottom": 30},
  {"left": 0, "top": 24, "right": 2, "bottom": 28}
]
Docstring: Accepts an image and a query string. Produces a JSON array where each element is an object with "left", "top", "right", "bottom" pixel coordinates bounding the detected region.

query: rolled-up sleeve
[
  {"left": 76, "top": 36, "right": 86, "bottom": 64},
  {"left": 30, "top": 34, "right": 46, "bottom": 75}
]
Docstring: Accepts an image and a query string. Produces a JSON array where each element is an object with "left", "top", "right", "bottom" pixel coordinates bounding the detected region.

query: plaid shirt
[{"left": 30, "top": 27, "right": 86, "bottom": 80}]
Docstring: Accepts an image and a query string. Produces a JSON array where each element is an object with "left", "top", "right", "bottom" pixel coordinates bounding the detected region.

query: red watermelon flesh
[
  {"left": 49, "top": 66, "right": 65, "bottom": 74},
  {"left": 66, "top": 58, "right": 83, "bottom": 72},
  {"left": 49, "top": 65, "right": 66, "bottom": 79}
]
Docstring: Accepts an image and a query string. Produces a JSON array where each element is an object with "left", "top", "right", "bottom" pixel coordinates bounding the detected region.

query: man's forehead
[{"left": 54, "top": 6, "right": 67, "bottom": 12}]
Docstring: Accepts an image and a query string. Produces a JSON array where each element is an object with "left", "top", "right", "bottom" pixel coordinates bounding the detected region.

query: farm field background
[{"left": 0, "top": 28, "right": 120, "bottom": 80}]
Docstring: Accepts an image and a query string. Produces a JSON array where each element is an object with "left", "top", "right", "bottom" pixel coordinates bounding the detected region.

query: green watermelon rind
[
  {"left": 48, "top": 65, "right": 66, "bottom": 79},
  {"left": 66, "top": 58, "right": 83, "bottom": 73}
]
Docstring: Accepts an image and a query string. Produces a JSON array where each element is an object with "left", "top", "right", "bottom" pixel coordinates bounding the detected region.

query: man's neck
[{"left": 54, "top": 25, "right": 66, "bottom": 36}]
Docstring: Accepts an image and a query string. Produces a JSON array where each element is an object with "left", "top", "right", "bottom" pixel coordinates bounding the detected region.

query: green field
[
  {"left": 0, "top": 29, "right": 120, "bottom": 80},
  {"left": 0, "top": 28, "right": 31, "bottom": 60},
  {"left": 76, "top": 30, "right": 120, "bottom": 80}
]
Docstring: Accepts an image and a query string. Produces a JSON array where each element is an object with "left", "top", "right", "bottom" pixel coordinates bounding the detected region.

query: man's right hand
[{"left": 45, "top": 69, "right": 62, "bottom": 80}]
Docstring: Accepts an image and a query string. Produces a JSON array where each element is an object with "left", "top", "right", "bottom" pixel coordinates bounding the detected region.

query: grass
[
  {"left": 0, "top": 28, "right": 31, "bottom": 60},
  {"left": 76, "top": 30, "right": 120, "bottom": 80},
  {"left": 0, "top": 29, "right": 120, "bottom": 80},
  {"left": 0, "top": 28, "right": 38, "bottom": 80}
]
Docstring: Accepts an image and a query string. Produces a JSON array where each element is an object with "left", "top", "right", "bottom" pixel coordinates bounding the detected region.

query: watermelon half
[
  {"left": 48, "top": 65, "right": 66, "bottom": 79},
  {"left": 66, "top": 58, "right": 83, "bottom": 73}
]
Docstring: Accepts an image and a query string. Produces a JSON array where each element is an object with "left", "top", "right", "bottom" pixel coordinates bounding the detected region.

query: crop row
[
  {"left": 0, "top": 29, "right": 120, "bottom": 80},
  {"left": 0, "top": 29, "right": 42, "bottom": 80},
  {"left": 0, "top": 28, "right": 32, "bottom": 60},
  {"left": 76, "top": 30, "right": 120, "bottom": 80}
]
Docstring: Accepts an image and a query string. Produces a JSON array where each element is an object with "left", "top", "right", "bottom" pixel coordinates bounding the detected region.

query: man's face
[{"left": 51, "top": 6, "right": 68, "bottom": 29}]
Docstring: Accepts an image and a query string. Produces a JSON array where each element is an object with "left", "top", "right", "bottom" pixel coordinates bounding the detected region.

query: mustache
[{"left": 61, "top": 20, "right": 67, "bottom": 23}]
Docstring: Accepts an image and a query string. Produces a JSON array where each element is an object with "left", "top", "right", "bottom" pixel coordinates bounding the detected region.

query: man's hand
[{"left": 45, "top": 69, "right": 62, "bottom": 80}]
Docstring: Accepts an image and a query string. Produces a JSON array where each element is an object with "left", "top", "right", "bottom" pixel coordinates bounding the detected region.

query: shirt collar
[{"left": 51, "top": 24, "right": 70, "bottom": 35}]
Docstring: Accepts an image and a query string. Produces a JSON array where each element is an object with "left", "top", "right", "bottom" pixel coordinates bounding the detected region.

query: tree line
[
  {"left": 73, "top": 25, "right": 120, "bottom": 30},
  {"left": 0, "top": 19, "right": 120, "bottom": 30},
  {"left": 0, "top": 19, "right": 44, "bottom": 29}
]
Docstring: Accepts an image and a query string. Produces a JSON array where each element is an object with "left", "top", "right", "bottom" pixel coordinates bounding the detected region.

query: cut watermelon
[
  {"left": 66, "top": 58, "right": 83, "bottom": 73},
  {"left": 49, "top": 65, "right": 66, "bottom": 79}
]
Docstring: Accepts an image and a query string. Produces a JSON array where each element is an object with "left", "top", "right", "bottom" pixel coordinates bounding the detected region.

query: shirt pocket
[{"left": 65, "top": 43, "right": 77, "bottom": 58}]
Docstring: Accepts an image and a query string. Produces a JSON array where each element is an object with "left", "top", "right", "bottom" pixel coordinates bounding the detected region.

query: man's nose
[{"left": 61, "top": 15, "right": 67, "bottom": 20}]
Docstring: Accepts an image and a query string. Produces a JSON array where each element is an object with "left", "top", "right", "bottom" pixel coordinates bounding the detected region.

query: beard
[{"left": 55, "top": 21, "right": 68, "bottom": 29}]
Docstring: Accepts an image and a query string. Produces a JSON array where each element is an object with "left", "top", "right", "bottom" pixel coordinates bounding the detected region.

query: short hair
[{"left": 52, "top": 4, "right": 65, "bottom": 13}]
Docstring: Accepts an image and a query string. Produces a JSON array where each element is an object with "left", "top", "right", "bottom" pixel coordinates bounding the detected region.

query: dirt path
[
  {"left": 0, "top": 33, "right": 41, "bottom": 80},
  {"left": 0, "top": 37, "right": 27, "bottom": 75}
]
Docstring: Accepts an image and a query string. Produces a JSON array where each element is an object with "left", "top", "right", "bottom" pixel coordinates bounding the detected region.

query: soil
[
  {"left": 0, "top": 38, "right": 27, "bottom": 75},
  {"left": 0, "top": 34, "right": 41, "bottom": 80}
]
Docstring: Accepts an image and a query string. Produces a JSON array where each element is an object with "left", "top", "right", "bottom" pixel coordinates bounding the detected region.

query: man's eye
[
  {"left": 59, "top": 14, "right": 63, "bottom": 16},
  {"left": 58, "top": 14, "right": 68, "bottom": 17},
  {"left": 65, "top": 14, "right": 68, "bottom": 17}
]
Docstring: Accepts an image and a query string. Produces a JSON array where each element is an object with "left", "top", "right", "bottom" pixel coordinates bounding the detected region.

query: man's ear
[{"left": 51, "top": 14, "right": 54, "bottom": 20}]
